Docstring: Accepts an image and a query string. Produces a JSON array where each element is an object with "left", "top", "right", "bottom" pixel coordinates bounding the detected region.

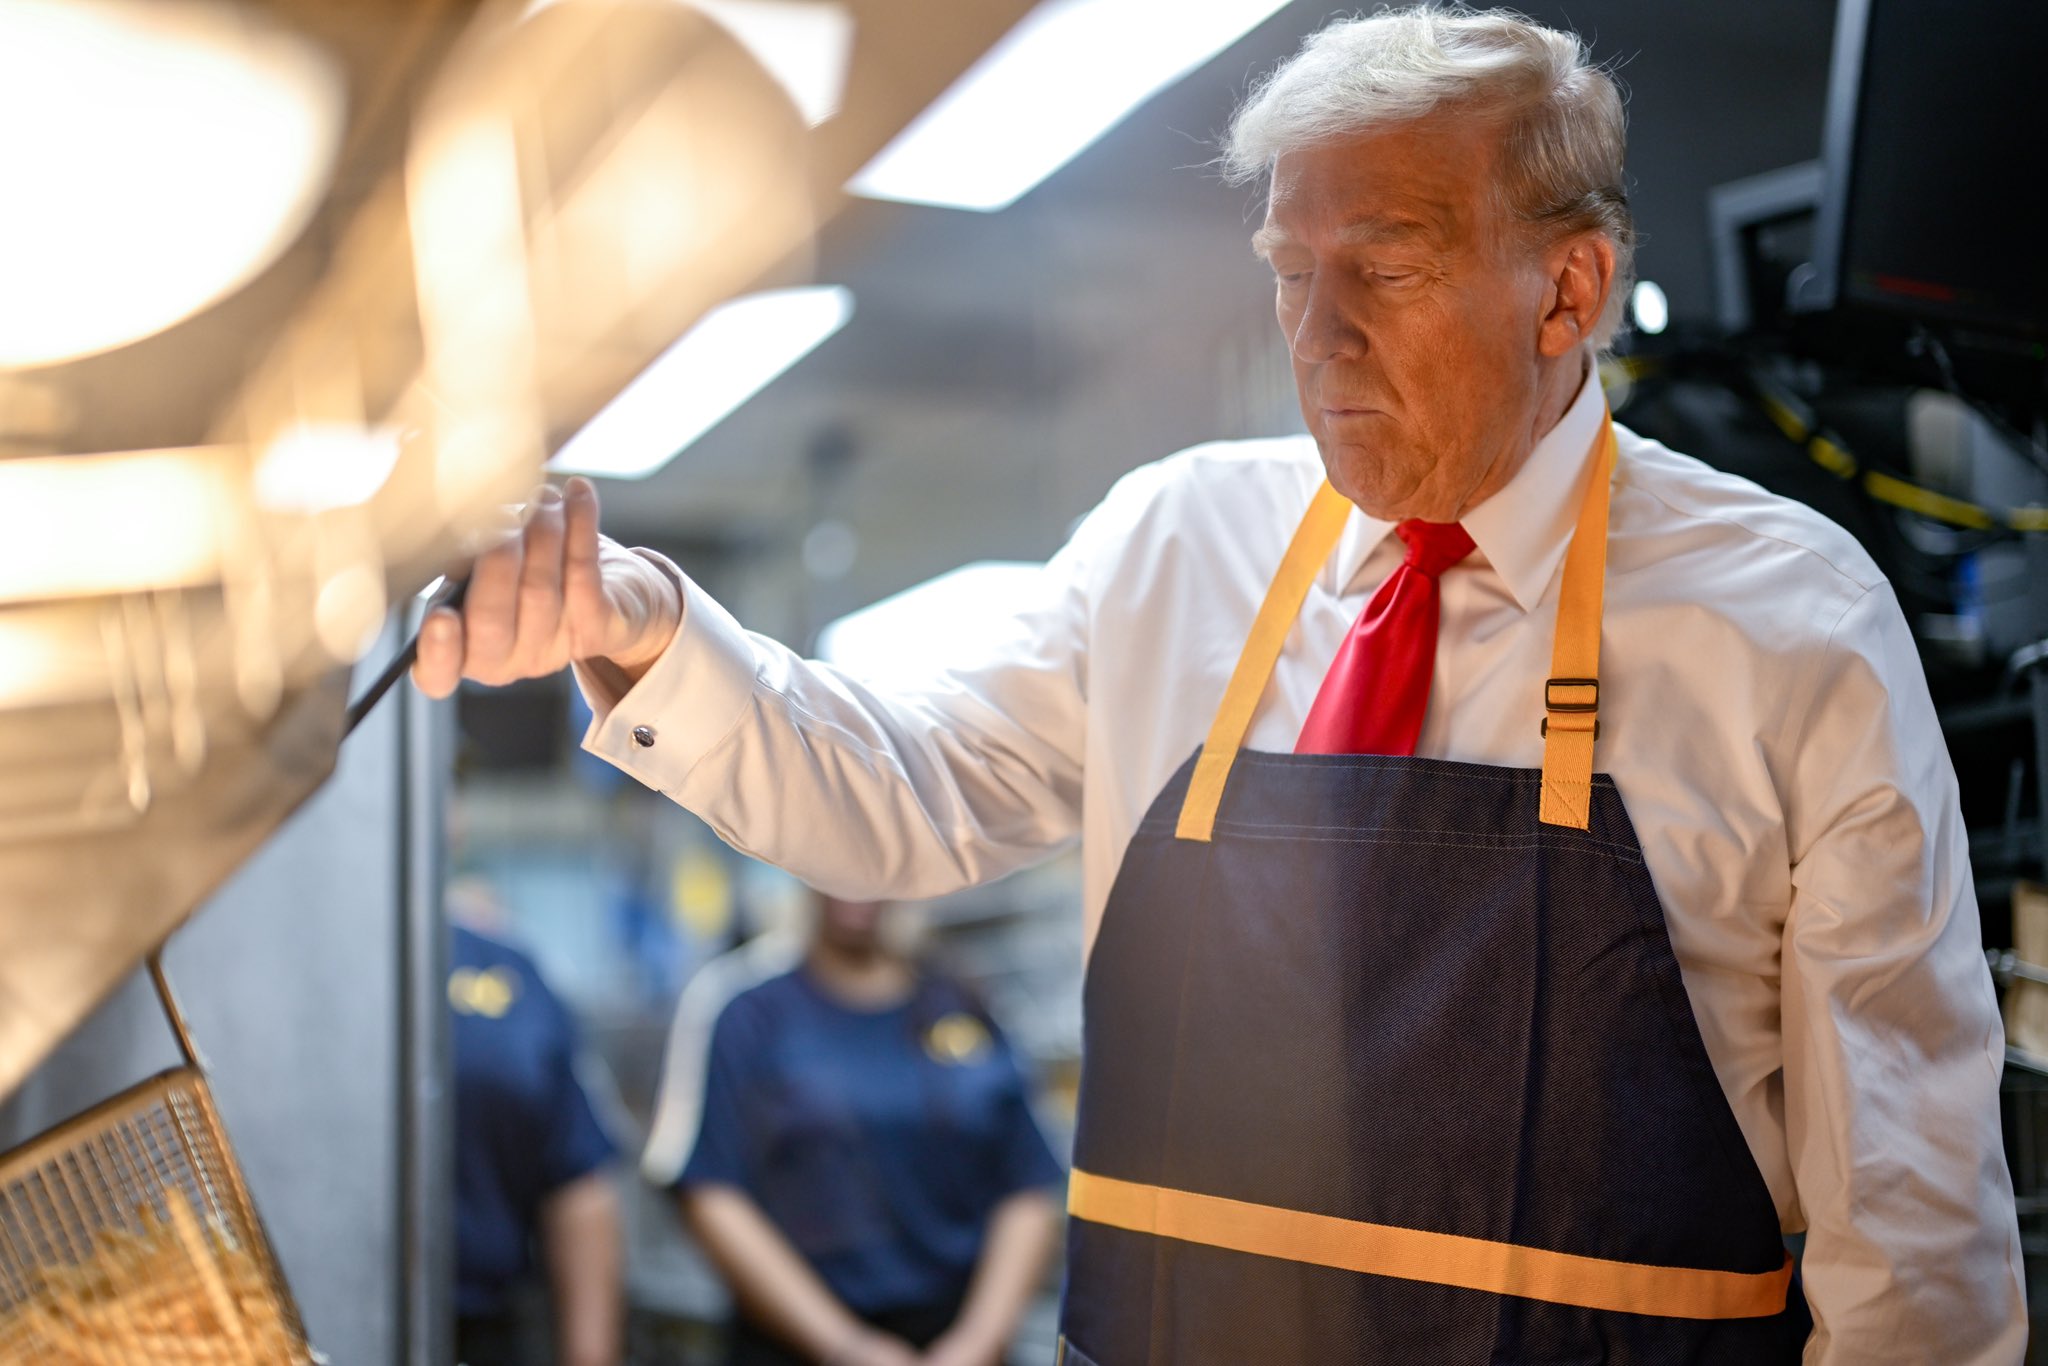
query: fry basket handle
[{"left": 147, "top": 952, "right": 204, "bottom": 1072}]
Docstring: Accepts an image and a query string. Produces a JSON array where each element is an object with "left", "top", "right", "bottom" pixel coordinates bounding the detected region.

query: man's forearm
[
  {"left": 577, "top": 563, "right": 1089, "bottom": 906},
  {"left": 927, "top": 1189, "right": 1061, "bottom": 1365},
  {"left": 541, "top": 1171, "right": 624, "bottom": 1366},
  {"left": 681, "top": 1184, "right": 893, "bottom": 1362},
  {"left": 1780, "top": 585, "right": 2027, "bottom": 1361}
]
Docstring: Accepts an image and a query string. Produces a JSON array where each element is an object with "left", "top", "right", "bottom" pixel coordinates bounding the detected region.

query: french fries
[{"left": 1, "top": 1197, "right": 297, "bottom": 1363}]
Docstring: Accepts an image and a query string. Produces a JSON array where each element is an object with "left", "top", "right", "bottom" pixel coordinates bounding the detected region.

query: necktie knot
[
  {"left": 1297, "top": 517, "right": 1471, "bottom": 756},
  {"left": 1395, "top": 520, "right": 1475, "bottom": 579}
]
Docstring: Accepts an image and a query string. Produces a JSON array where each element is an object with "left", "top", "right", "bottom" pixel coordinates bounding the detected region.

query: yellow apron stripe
[
  {"left": 1175, "top": 480, "right": 1354, "bottom": 842},
  {"left": 1067, "top": 1168, "right": 1792, "bottom": 1322},
  {"left": 1537, "top": 417, "right": 1617, "bottom": 831}
]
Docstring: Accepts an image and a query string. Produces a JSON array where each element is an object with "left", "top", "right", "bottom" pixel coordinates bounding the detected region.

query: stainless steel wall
[{"left": 0, "top": 630, "right": 450, "bottom": 1364}]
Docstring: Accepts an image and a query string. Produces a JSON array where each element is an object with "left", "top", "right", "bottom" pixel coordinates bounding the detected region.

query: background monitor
[{"left": 1797, "top": 0, "right": 2048, "bottom": 343}]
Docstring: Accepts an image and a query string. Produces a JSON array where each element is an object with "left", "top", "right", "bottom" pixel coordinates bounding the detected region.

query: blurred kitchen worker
[
  {"left": 449, "top": 881, "right": 623, "bottom": 1366},
  {"left": 639, "top": 892, "right": 1063, "bottom": 1366},
  {"left": 414, "top": 7, "right": 2025, "bottom": 1362}
]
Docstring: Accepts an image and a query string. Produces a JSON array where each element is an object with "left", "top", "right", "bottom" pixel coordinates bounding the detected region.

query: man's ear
[{"left": 1536, "top": 233, "right": 1616, "bottom": 357}]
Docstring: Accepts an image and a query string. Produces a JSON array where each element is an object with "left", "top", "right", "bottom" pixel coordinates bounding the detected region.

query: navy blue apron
[{"left": 1057, "top": 418, "right": 1809, "bottom": 1364}]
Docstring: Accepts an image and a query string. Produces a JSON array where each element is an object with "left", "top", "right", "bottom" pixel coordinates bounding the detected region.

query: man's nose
[{"left": 1289, "top": 275, "right": 1367, "bottom": 364}]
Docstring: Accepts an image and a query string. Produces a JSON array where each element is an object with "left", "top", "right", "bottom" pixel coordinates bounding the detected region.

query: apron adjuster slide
[
  {"left": 1541, "top": 677, "right": 1601, "bottom": 740},
  {"left": 1544, "top": 677, "right": 1600, "bottom": 712}
]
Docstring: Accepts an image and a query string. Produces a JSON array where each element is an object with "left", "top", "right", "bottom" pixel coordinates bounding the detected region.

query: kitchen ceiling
[{"left": 3, "top": 0, "right": 1840, "bottom": 648}]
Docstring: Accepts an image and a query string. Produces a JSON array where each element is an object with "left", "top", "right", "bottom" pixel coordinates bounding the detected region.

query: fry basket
[{"left": 0, "top": 956, "right": 317, "bottom": 1363}]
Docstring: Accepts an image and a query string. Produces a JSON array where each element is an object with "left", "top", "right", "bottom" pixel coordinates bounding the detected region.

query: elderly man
[{"left": 415, "top": 7, "right": 2025, "bottom": 1363}]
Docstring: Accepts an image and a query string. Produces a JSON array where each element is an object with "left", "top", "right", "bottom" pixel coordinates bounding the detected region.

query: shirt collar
[
  {"left": 1461, "top": 361, "right": 1607, "bottom": 612},
  {"left": 1329, "top": 360, "right": 1606, "bottom": 613}
]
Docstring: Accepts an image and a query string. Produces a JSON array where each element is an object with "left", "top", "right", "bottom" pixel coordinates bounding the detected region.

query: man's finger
[
  {"left": 516, "top": 484, "right": 567, "bottom": 666},
  {"left": 463, "top": 521, "right": 527, "bottom": 673},
  {"left": 410, "top": 607, "right": 466, "bottom": 700},
  {"left": 562, "top": 476, "right": 608, "bottom": 659}
]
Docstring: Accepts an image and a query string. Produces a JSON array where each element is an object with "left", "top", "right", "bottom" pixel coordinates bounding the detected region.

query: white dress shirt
[{"left": 579, "top": 366, "right": 2026, "bottom": 1363}]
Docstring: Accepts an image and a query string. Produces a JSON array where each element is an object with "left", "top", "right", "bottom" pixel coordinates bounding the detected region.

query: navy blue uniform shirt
[
  {"left": 451, "top": 925, "right": 617, "bottom": 1317},
  {"left": 678, "top": 967, "right": 1063, "bottom": 1316}
]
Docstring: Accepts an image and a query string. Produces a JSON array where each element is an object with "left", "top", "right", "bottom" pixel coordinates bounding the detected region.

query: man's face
[
  {"left": 1257, "top": 116, "right": 1561, "bottom": 523},
  {"left": 817, "top": 894, "right": 885, "bottom": 952}
]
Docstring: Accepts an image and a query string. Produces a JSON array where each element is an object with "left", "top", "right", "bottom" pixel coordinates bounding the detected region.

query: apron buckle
[
  {"left": 1544, "top": 677, "right": 1600, "bottom": 712},
  {"left": 1542, "top": 677, "right": 1601, "bottom": 740}
]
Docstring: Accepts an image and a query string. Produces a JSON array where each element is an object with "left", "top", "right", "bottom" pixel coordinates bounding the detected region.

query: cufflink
[{"left": 631, "top": 725, "right": 656, "bottom": 748}]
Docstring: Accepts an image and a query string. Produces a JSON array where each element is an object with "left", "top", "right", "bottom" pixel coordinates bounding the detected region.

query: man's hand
[
  {"left": 412, "top": 475, "right": 682, "bottom": 699},
  {"left": 919, "top": 1324, "right": 1006, "bottom": 1366},
  {"left": 826, "top": 1327, "right": 923, "bottom": 1366},
  {"left": 539, "top": 1170, "right": 623, "bottom": 1366}
]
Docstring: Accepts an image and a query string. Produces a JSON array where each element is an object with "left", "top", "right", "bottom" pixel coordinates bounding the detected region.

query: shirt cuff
[{"left": 574, "top": 550, "right": 759, "bottom": 793}]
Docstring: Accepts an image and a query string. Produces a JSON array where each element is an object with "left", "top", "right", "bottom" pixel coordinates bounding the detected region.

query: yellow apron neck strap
[
  {"left": 1173, "top": 480, "right": 1353, "bottom": 841},
  {"left": 1535, "top": 417, "right": 1617, "bottom": 829},
  {"left": 1175, "top": 412, "right": 1617, "bottom": 842}
]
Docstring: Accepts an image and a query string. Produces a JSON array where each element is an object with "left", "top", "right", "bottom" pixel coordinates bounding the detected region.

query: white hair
[{"left": 1224, "top": 4, "right": 1635, "bottom": 348}]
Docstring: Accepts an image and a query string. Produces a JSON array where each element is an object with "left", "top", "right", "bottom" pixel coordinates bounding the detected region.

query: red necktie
[{"left": 1295, "top": 519, "right": 1475, "bottom": 756}]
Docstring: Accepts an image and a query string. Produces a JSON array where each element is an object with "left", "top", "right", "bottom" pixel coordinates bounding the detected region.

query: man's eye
[
  {"left": 1275, "top": 270, "right": 1309, "bottom": 287},
  {"left": 1372, "top": 270, "right": 1420, "bottom": 286}
]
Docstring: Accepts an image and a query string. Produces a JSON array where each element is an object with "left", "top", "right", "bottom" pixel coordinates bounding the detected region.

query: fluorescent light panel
[
  {"left": 524, "top": 0, "right": 851, "bottom": 127},
  {"left": 849, "top": 0, "right": 1291, "bottom": 212},
  {"left": 549, "top": 285, "right": 854, "bottom": 480},
  {"left": 693, "top": 0, "right": 853, "bottom": 126},
  {"left": 816, "top": 561, "right": 1046, "bottom": 680}
]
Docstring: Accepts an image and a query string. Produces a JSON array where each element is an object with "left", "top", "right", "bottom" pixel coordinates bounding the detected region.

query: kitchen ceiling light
[
  {"left": 817, "top": 561, "right": 1047, "bottom": 680},
  {"left": 1631, "top": 279, "right": 1670, "bottom": 336},
  {"left": 0, "top": 449, "right": 232, "bottom": 604},
  {"left": 848, "top": 0, "right": 1290, "bottom": 212},
  {"left": 693, "top": 0, "right": 853, "bottom": 126},
  {"left": 523, "top": 0, "right": 850, "bottom": 127},
  {"left": 0, "top": 0, "right": 345, "bottom": 369},
  {"left": 549, "top": 285, "right": 854, "bottom": 480}
]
